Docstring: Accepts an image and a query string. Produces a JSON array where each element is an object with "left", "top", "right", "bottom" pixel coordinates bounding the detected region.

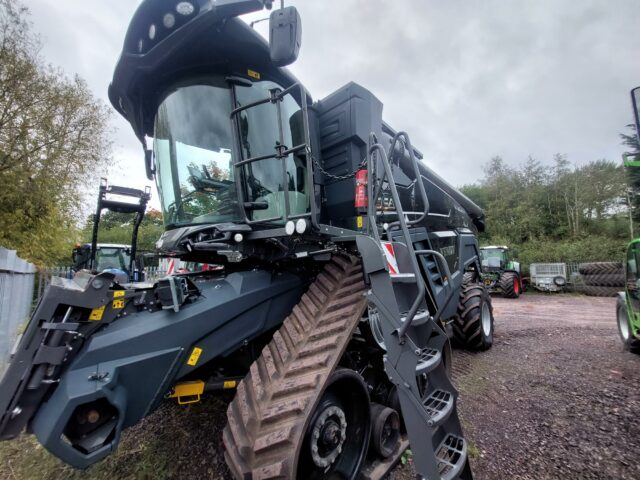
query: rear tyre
[
  {"left": 453, "top": 281, "right": 494, "bottom": 351},
  {"left": 582, "top": 285, "right": 619, "bottom": 297},
  {"left": 582, "top": 273, "right": 625, "bottom": 287},
  {"left": 578, "top": 262, "right": 623, "bottom": 275},
  {"left": 498, "top": 272, "right": 520, "bottom": 298},
  {"left": 616, "top": 296, "right": 640, "bottom": 353}
]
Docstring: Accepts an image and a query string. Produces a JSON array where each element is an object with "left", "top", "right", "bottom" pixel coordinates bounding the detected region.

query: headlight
[{"left": 176, "top": 2, "right": 195, "bottom": 16}]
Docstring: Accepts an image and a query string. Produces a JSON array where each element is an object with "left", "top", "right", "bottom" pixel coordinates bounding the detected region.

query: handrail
[
  {"left": 367, "top": 142, "right": 425, "bottom": 337},
  {"left": 230, "top": 82, "right": 318, "bottom": 229},
  {"left": 386, "top": 132, "right": 429, "bottom": 228},
  {"left": 410, "top": 250, "right": 455, "bottom": 333}
]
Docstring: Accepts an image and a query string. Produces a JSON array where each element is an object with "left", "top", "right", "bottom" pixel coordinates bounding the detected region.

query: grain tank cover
[{"left": 315, "top": 82, "right": 384, "bottom": 225}]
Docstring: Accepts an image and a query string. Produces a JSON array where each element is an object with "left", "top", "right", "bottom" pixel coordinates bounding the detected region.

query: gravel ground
[
  {"left": 392, "top": 293, "right": 640, "bottom": 480},
  {"left": 1, "top": 293, "right": 639, "bottom": 479}
]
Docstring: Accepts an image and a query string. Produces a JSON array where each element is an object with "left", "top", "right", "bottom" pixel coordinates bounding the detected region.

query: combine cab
[
  {"left": 0, "top": 2, "right": 495, "bottom": 478},
  {"left": 480, "top": 246, "right": 522, "bottom": 298}
]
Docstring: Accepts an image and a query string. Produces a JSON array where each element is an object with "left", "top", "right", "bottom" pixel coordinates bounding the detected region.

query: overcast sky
[{"left": 27, "top": 0, "right": 640, "bottom": 210}]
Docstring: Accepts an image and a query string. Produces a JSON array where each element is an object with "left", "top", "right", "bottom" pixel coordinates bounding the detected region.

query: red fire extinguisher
[{"left": 355, "top": 169, "right": 368, "bottom": 212}]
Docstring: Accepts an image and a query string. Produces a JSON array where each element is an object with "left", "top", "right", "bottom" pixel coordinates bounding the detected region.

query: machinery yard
[
  {"left": 1, "top": 2, "right": 639, "bottom": 479},
  {"left": 1, "top": 293, "right": 638, "bottom": 480}
]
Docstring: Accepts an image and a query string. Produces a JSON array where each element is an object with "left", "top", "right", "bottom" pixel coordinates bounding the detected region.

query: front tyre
[
  {"left": 453, "top": 281, "right": 494, "bottom": 351},
  {"left": 616, "top": 295, "right": 640, "bottom": 353},
  {"left": 499, "top": 271, "right": 520, "bottom": 298}
]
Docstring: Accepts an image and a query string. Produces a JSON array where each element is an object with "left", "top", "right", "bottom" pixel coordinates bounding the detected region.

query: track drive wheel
[
  {"left": 453, "top": 279, "right": 494, "bottom": 351},
  {"left": 616, "top": 296, "right": 640, "bottom": 353},
  {"left": 499, "top": 272, "right": 520, "bottom": 298},
  {"left": 298, "top": 370, "right": 371, "bottom": 479}
]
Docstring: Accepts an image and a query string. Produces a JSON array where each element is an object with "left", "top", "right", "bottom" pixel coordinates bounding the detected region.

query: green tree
[
  {"left": 462, "top": 154, "right": 629, "bottom": 264},
  {"left": 81, "top": 208, "right": 164, "bottom": 252},
  {"left": 0, "top": 0, "right": 113, "bottom": 266}
]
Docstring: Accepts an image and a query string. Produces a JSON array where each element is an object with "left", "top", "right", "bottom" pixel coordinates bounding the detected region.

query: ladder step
[
  {"left": 390, "top": 272, "right": 417, "bottom": 283},
  {"left": 423, "top": 389, "right": 454, "bottom": 427},
  {"left": 415, "top": 348, "right": 441, "bottom": 376},
  {"left": 436, "top": 434, "right": 468, "bottom": 480},
  {"left": 400, "top": 310, "right": 430, "bottom": 326}
]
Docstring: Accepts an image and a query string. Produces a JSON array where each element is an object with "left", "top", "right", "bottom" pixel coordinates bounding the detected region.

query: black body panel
[{"left": 0, "top": 269, "right": 305, "bottom": 468}]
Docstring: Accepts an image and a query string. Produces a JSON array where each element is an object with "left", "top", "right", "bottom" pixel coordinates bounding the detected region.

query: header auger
[{"left": 0, "top": 2, "right": 494, "bottom": 478}]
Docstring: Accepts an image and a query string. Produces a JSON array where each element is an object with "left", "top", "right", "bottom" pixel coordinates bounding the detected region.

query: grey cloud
[{"left": 27, "top": 0, "right": 640, "bottom": 201}]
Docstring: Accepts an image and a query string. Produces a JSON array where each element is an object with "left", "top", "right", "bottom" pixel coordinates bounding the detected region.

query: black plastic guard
[{"left": 0, "top": 272, "right": 119, "bottom": 440}]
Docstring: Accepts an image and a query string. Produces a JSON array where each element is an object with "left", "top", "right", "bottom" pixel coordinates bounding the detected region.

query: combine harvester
[{"left": 0, "top": 1, "right": 494, "bottom": 478}]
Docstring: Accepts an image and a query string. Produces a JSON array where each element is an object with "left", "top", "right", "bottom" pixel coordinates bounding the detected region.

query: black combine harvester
[{"left": 0, "top": 2, "right": 494, "bottom": 478}]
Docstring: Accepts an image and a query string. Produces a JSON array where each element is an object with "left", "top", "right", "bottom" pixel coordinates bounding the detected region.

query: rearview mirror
[
  {"left": 632, "top": 87, "right": 640, "bottom": 141},
  {"left": 269, "top": 6, "right": 301, "bottom": 67}
]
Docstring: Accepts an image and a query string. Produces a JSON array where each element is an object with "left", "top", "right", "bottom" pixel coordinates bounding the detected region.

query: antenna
[{"left": 250, "top": 17, "right": 269, "bottom": 28}]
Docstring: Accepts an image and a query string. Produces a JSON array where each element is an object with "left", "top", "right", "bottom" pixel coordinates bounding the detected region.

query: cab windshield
[
  {"left": 154, "top": 80, "right": 240, "bottom": 227},
  {"left": 480, "top": 249, "right": 506, "bottom": 268},
  {"left": 95, "top": 247, "right": 131, "bottom": 273},
  {"left": 153, "top": 77, "right": 309, "bottom": 228}
]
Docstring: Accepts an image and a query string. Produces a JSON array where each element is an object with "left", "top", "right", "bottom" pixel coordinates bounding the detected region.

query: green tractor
[
  {"left": 479, "top": 246, "right": 522, "bottom": 298},
  {"left": 618, "top": 239, "right": 640, "bottom": 352},
  {"left": 617, "top": 86, "right": 640, "bottom": 352}
]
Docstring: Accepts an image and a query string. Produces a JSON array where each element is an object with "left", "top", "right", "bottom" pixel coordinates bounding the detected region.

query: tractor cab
[{"left": 480, "top": 246, "right": 512, "bottom": 271}]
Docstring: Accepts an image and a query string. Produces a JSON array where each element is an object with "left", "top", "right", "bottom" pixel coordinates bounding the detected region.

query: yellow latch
[{"left": 169, "top": 380, "right": 205, "bottom": 405}]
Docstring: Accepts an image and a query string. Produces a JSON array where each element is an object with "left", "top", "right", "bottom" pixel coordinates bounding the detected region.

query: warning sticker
[
  {"left": 112, "top": 299, "right": 125, "bottom": 309},
  {"left": 187, "top": 347, "right": 203, "bottom": 366},
  {"left": 381, "top": 241, "right": 399, "bottom": 275},
  {"left": 113, "top": 290, "right": 125, "bottom": 298},
  {"left": 89, "top": 304, "right": 106, "bottom": 321}
]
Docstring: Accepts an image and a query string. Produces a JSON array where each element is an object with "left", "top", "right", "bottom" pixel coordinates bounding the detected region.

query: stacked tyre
[{"left": 578, "top": 262, "right": 624, "bottom": 297}]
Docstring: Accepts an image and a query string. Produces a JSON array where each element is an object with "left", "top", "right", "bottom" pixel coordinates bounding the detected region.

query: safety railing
[
  {"left": 366, "top": 132, "right": 432, "bottom": 336},
  {"left": 230, "top": 82, "right": 317, "bottom": 229}
]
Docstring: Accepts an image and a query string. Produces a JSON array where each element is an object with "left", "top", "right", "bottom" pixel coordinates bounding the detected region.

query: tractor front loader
[
  {"left": 72, "top": 178, "right": 152, "bottom": 282},
  {"left": 0, "top": 2, "right": 494, "bottom": 478}
]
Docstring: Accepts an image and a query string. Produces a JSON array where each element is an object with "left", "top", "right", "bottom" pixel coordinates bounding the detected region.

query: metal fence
[{"left": 0, "top": 247, "right": 37, "bottom": 370}]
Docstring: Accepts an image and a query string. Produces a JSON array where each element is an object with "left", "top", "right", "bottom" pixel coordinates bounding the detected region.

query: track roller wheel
[{"left": 369, "top": 403, "right": 401, "bottom": 460}]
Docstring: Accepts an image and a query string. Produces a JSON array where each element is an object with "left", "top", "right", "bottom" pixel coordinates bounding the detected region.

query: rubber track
[{"left": 223, "top": 255, "right": 368, "bottom": 479}]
